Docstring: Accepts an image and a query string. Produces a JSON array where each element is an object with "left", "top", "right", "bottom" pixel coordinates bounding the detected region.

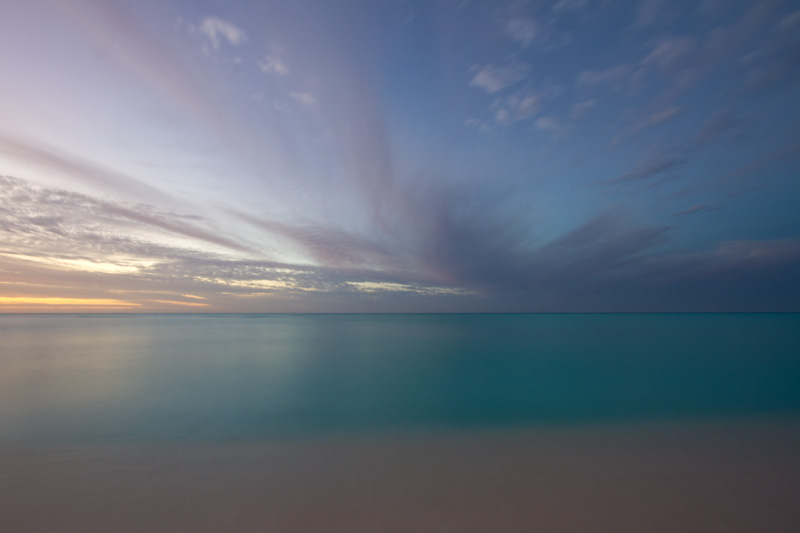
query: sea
[{"left": 1, "top": 313, "right": 799, "bottom": 446}]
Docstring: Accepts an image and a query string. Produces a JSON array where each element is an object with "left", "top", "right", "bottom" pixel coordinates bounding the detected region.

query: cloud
[
  {"left": 570, "top": 99, "right": 596, "bottom": 120},
  {"left": 3, "top": 171, "right": 797, "bottom": 312},
  {"left": 635, "top": 0, "right": 664, "bottom": 29},
  {"left": 694, "top": 109, "right": 748, "bottom": 147},
  {"left": 607, "top": 152, "right": 684, "bottom": 185},
  {"left": 641, "top": 36, "right": 696, "bottom": 71},
  {"left": 0, "top": 134, "right": 176, "bottom": 206},
  {"left": 615, "top": 106, "right": 683, "bottom": 143},
  {"left": 733, "top": 10, "right": 800, "bottom": 95},
  {"left": 698, "top": 0, "right": 728, "bottom": 18},
  {"left": 290, "top": 91, "right": 316, "bottom": 106},
  {"left": 0, "top": 175, "right": 470, "bottom": 311},
  {"left": 492, "top": 91, "right": 542, "bottom": 125},
  {"left": 0, "top": 175, "right": 251, "bottom": 256},
  {"left": 258, "top": 54, "right": 289, "bottom": 76},
  {"left": 552, "top": 0, "right": 589, "bottom": 14},
  {"left": 676, "top": 140, "right": 800, "bottom": 199},
  {"left": 656, "top": 1, "right": 784, "bottom": 102},
  {"left": 535, "top": 116, "right": 567, "bottom": 138},
  {"left": 532, "top": 212, "right": 672, "bottom": 278},
  {"left": 503, "top": 18, "right": 537, "bottom": 48},
  {"left": 489, "top": 84, "right": 563, "bottom": 127},
  {"left": 576, "top": 64, "right": 635, "bottom": 91},
  {"left": 672, "top": 203, "right": 723, "bottom": 217},
  {"left": 231, "top": 211, "right": 399, "bottom": 270},
  {"left": 200, "top": 17, "right": 247, "bottom": 50},
  {"left": 469, "top": 63, "right": 530, "bottom": 93},
  {"left": 777, "top": 9, "right": 800, "bottom": 32},
  {"left": 647, "top": 106, "right": 682, "bottom": 126},
  {"left": 701, "top": 239, "right": 800, "bottom": 268},
  {"left": 626, "top": 239, "right": 800, "bottom": 312}
]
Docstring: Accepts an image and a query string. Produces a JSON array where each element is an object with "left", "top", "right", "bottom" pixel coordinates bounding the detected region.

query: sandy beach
[{"left": 2, "top": 415, "right": 799, "bottom": 532}]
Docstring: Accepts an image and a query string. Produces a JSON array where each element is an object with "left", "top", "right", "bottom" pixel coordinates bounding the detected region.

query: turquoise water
[{"left": 1, "top": 313, "right": 799, "bottom": 444}]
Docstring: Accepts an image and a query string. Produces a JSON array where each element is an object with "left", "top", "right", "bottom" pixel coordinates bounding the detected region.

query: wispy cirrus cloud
[
  {"left": 490, "top": 85, "right": 562, "bottom": 126},
  {"left": 606, "top": 152, "right": 684, "bottom": 186},
  {"left": 672, "top": 203, "right": 724, "bottom": 217},
  {"left": 635, "top": 0, "right": 665, "bottom": 29},
  {"left": 2, "top": 0, "right": 797, "bottom": 313},
  {"left": 199, "top": 17, "right": 247, "bottom": 50},
  {"left": 231, "top": 211, "right": 400, "bottom": 271},
  {"left": 3, "top": 170, "right": 797, "bottom": 312},
  {"left": 552, "top": 0, "right": 589, "bottom": 15},
  {"left": 612, "top": 106, "right": 683, "bottom": 143},
  {"left": 694, "top": 109, "right": 750, "bottom": 147},
  {"left": 290, "top": 91, "right": 316, "bottom": 106},
  {"left": 570, "top": 98, "right": 596, "bottom": 120},
  {"left": 0, "top": 174, "right": 467, "bottom": 309},
  {"left": 469, "top": 63, "right": 530, "bottom": 93},
  {"left": 492, "top": 92, "right": 541, "bottom": 125},
  {"left": 641, "top": 36, "right": 696, "bottom": 71},
  {"left": 258, "top": 53, "right": 289, "bottom": 76},
  {"left": 535, "top": 116, "right": 567, "bottom": 138},
  {"left": 0, "top": 134, "right": 174, "bottom": 206},
  {"left": 653, "top": 0, "right": 785, "bottom": 103},
  {"left": 503, "top": 18, "right": 537, "bottom": 48},
  {"left": 0, "top": 175, "right": 251, "bottom": 256},
  {"left": 576, "top": 64, "right": 639, "bottom": 93}
]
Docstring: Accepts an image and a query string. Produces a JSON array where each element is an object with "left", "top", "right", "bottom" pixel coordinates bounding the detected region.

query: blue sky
[{"left": 1, "top": 0, "right": 799, "bottom": 312}]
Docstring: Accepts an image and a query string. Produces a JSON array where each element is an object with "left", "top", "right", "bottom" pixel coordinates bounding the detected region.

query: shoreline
[{"left": 3, "top": 415, "right": 800, "bottom": 532}]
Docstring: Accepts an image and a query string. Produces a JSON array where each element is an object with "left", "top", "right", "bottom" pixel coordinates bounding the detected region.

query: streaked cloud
[
  {"left": 552, "top": 0, "right": 589, "bottom": 14},
  {"left": 635, "top": 0, "right": 664, "bottom": 29},
  {"left": 503, "top": 18, "right": 537, "bottom": 48},
  {"left": 576, "top": 64, "right": 633, "bottom": 90},
  {"left": 672, "top": 203, "right": 723, "bottom": 217},
  {"left": 199, "top": 17, "right": 247, "bottom": 50},
  {"left": 469, "top": 63, "right": 530, "bottom": 93},
  {"left": 570, "top": 98, "right": 596, "bottom": 120},
  {"left": 258, "top": 54, "right": 289, "bottom": 76},
  {"left": 290, "top": 91, "right": 316, "bottom": 106},
  {"left": 535, "top": 116, "right": 567, "bottom": 138},
  {"left": 607, "top": 152, "right": 684, "bottom": 186},
  {"left": 647, "top": 106, "right": 682, "bottom": 126},
  {"left": 492, "top": 92, "right": 541, "bottom": 125},
  {"left": 0, "top": 0, "right": 797, "bottom": 312},
  {"left": 641, "top": 37, "right": 696, "bottom": 71},
  {"left": 776, "top": 9, "right": 800, "bottom": 32}
]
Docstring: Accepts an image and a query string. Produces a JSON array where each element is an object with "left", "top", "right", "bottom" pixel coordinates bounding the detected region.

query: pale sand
[{"left": 2, "top": 416, "right": 800, "bottom": 532}]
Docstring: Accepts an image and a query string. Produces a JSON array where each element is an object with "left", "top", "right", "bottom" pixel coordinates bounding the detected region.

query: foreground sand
[{"left": 2, "top": 415, "right": 799, "bottom": 532}]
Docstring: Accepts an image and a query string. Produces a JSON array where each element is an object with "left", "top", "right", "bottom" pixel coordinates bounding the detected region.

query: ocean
[{"left": 2, "top": 313, "right": 799, "bottom": 445}]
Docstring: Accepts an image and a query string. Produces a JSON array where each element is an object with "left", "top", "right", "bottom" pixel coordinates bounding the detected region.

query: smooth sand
[{"left": 2, "top": 415, "right": 800, "bottom": 532}]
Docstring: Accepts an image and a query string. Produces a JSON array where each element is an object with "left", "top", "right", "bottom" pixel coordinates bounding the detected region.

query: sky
[{"left": 1, "top": 0, "right": 799, "bottom": 313}]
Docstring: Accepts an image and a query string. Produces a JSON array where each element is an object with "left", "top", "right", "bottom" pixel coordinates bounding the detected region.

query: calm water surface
[{"left": 1, "top": 313, "right": 799, "bottom": 445}]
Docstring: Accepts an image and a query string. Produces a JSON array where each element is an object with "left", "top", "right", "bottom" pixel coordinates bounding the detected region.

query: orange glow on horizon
[
  {"left": 0, "top": 297, "right": 140, "bottom": 307},
  {"left": 151, "top": 300, "right": 211, "bottom": 307}
]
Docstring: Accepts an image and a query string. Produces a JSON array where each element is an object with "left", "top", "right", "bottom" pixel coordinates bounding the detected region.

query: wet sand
[{"left": 2, "top": 416, "right": 800, "bottom": 532}]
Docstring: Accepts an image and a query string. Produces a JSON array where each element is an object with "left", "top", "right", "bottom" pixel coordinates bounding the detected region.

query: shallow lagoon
[{"left": 2, "top": 313, "right": 798, "bottom": 445}]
